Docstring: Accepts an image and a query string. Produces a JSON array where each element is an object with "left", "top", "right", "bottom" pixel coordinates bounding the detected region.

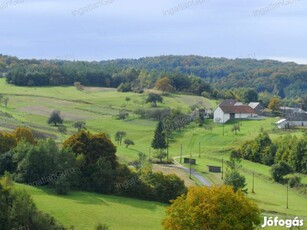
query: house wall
[
  {"left": 277, "top": 121, "right": 307, "bottom": 129},
  {"left": 289, "top": 121, "right": 307, "bottom": 127},
  {"left": 234, "top": 113, "right": 256, "bottom": 119},
  {"left": 254, "top": 105, "right": 264, "bottom": 115},
  {"left": 214, "top": 107, "right": 230, "bottom": 123}
]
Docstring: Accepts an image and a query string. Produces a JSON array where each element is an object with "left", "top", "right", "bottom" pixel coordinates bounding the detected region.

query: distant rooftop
[{"left": 249, "top": 102, "right": 261, "bottom": 109}]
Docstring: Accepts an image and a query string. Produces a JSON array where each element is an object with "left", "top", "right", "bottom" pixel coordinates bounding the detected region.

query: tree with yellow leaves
[
  {"left": 162, "top": 185, "right": 260, "bottom": 230},
  {"left": 156, "top": 77, "right": 174, "bottom": 94},
  {"left": 13, "top": 127, "right": 35, "bottom": 144},
  {"left": 0, "top": 131, "right": 16, "bottom": 153}
]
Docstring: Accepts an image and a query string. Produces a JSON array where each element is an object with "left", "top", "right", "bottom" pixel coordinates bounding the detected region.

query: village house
[
  {"left": 249, "top": 102, "right": 264, "bottom": 115},
  {"left": 276, "top": 111, "right": 307, "bottom": 129},
  {"left": 214, "top": 100, "right": 258, "bottom": 123}
]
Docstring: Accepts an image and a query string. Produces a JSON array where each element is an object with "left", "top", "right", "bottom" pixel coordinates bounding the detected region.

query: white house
[{"left": 214, "top": 104, "right": 257, "bottom": 123}]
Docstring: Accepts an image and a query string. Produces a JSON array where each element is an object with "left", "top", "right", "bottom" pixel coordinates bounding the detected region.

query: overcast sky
[{"left": 0, "top": 0, "right": 306, "bottom": 63}]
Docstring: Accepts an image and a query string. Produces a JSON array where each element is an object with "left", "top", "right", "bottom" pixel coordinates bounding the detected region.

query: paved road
[{"left": 172, "top": 157, "right": 211, "bottom": 186}]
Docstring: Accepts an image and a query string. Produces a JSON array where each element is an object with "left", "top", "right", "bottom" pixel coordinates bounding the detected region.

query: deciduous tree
[
  {"left": 47, "top": 110, "right": 63, "bottom": 126},
  {"left": 268, "top": 97, "right": 280, "bottom": 112},
  {"left": 145, "top": 93, "right": 163, "bottom": 107},
  {"left": 156, "top": 77, "right": 173, "bottom": 94},
  {"left": 13, "top": 127, "right": 35, "bottom": 144},
  {"left": 162, "top": 185, "right": 260, "bottom": 230},
  {"left": 73, "top": 121, "right": 86, "bottom": 132},
  {"left": 124, "top": 139, "right": 134, "bottom": 148},
  {"left": 115, "top": 131, "right": 127, "bottom": 145}
]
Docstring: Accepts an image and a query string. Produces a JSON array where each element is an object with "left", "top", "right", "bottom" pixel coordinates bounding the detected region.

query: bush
[
  {"left": 288, "top": 176, "right": 302, "bottom": 188},
  {"left": 95, "top": 223, "right": 109, "bottom": 230},
  {"left": 116, "top": 111, "right": 129, "bottom": 120},
  {"left": 270, "top": 162, "right": 293, "bottom": 183},
  {"left": 0, "top": 152, "right": 15, "bottom": 175},
  {"left": 224, "top": 170, "right": 247, "bottom": 193},
  {"left": 0, "top": 177, "right": 65, "bottom": 230}
]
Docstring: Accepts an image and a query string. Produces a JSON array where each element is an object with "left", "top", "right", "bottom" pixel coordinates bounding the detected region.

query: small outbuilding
[{"left": 207, "top": 165, "right": 221, "bottom": 173}]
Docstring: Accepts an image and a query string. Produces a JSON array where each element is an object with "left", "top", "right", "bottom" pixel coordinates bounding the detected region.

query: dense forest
[{"left": 1, "top": 54, "right": 306, "bottom": 99}]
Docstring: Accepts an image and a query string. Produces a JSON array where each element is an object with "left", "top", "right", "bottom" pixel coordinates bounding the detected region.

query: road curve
[{"left": 172, "top": 156, "right": 211, "bottom": 187}]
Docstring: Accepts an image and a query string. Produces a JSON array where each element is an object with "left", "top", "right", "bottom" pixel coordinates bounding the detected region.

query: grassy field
[
  {"left": 1, "top": 78, "right": 306, "bottom": 229},
  {"left": 16, "top": 184, "right": 166, "bottom": 230}
]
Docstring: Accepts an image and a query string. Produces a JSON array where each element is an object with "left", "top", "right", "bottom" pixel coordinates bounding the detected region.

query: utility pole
[
  {"left": 286, "top": 183, "right": 289, "bottom": 209},
  {"left": 149, "top": 147, "right": 151, "bottom": 162},
  {"left": 252, "top": 171, "right": 255, "bottom": 193},
  {"left": 189, "top": 151, "right": 192, "bottom": 179},
  {"left": 221, "top": 158, "right": 224, "bottom": 179},
  {"left": 180, "top": 144, "right": 183, "bottom": 164},
  {"left": 222, "top": 117, "right": 224, "bottom": 136},
  {"left": 166, "top": 135, "right": 169, "bottom": 161}
]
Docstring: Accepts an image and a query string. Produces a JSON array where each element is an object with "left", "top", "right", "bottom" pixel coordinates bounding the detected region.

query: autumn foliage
[
  {"left": 162, "top": 185, "right": 260, "bottom": 230},
  {"left": 0, "top": 127, "right": 35, "bottom": 154},
  {"left": 63, "top": 130, "right": 117, "bottom": 168},
  {"left": 12, "top": 127, "right": 35, "bottom": 144},
  {"left": 156, "top": 77, "right": 173, "bottom": 94}
]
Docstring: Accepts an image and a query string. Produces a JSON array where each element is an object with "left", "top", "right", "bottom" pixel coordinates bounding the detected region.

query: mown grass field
[
  {"left": 1, "top": 78, "right": 306, "bottom": 229},
  {"left": 16, "top": 184, "right": 166, "bottom": 230}
]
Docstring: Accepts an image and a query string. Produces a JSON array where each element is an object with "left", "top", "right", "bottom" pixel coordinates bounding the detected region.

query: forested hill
[
  {"left": 1, "top": 54, "right": 306, "bottom": 99},
  {"left": 100, "top": 55, "right": 306, "bottom": 98}
]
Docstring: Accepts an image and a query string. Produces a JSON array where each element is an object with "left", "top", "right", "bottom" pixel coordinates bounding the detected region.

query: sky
[{"left": 0, "top": 0, "right": 307, "bottom": 63}]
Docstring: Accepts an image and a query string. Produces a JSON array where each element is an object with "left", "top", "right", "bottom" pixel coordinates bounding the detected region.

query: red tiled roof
[{"left": 220, "top": 105, "right": 256, "bottom": 114}]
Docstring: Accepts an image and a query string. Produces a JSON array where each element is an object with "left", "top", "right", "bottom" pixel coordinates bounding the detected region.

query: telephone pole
[
  {"left": 180, "top": 144, "right": 183, "bottom": 164},
  {"left": 189, "top": 151, "right": 192, "bottom": 179},
  {"left": 252, "top": 171, "right": 255, "bottom": 193},
  {"left": 221, "top": 158, "right": 224, "bottom": 179}
]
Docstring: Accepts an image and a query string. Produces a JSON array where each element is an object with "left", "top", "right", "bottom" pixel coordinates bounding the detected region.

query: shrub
[
  {"left": 270, "top": 162, "right": 293, "bottom": 183},
  {"left": 288, "top": 176, "right": 302, "bottom": 188}
]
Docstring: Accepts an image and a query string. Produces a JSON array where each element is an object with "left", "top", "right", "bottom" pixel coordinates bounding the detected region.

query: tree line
[
  {"left": 235, "top": 132, "right": 307, "bottom": 184},
  {"left": 0, "top": 127, "right": 186, "bottom": 204},
  {"left": 2, "top": 54, "right": 306, "bottom": 100}
]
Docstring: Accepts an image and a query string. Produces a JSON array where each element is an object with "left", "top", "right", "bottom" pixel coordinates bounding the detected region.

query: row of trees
[
  {"left": 4, "top": 54, "right": 307, "bottom": 103},
  {"left": 6, "top": 63, "right": 215, "bottom": 97},
  {"left": 0, "top": 128, "right": 186, "bottom": 203},
  {"left": 100, "top": 55, "right": 306, "bottom": 99},
  {"left": 236, "top": 133, "right": 307, "bottom": 183}
]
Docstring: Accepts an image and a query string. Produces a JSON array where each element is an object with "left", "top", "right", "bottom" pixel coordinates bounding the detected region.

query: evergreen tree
[{"left": 151, "top": 121, "right": 167, "bottom": 153}]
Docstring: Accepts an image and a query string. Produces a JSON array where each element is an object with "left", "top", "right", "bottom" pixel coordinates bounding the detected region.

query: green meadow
[
  {"left": 16, "top": 184, "right": 166, "bottom": 230},
  {"left": 1, "top": 78, "right": 306, "bottom": 229}
]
